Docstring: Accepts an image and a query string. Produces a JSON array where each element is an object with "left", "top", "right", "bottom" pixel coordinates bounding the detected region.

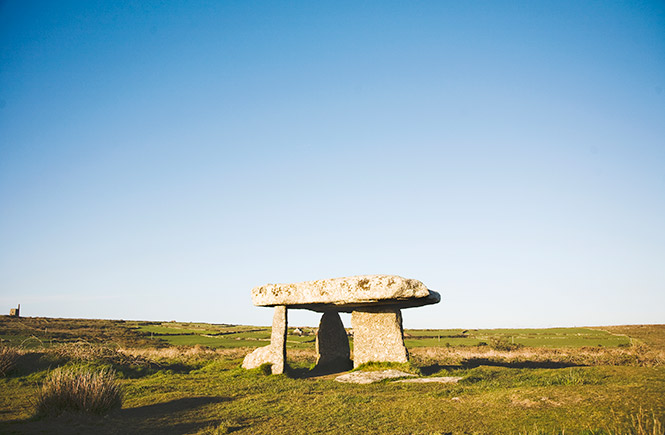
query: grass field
[
  {"left": 134, "top": 323, "right": 634, "bottom": 349},
  {"left": 1, "top": 316, "right": 663, "bottom": 434},
  {"left": 1, "top": 316, "right": 632, "bottom": 350}
]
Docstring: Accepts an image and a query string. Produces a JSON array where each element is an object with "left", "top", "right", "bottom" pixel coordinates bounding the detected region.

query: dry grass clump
[
  {"left": 118, "top": 344, "right": 249, "bottom": 362},
  {"left": 47, "top": 341, "right": 155, "bottom": 370},
  {"left": 0, "top": 346, "right": 20, "bottom": 376},
  {"left": 283, "top": 348, "right": 317, "bottom": 365},
  {"left": 51, "top": 341, "right": 130, "bottom": 362},
  {"left": 626, "top": 410, "right": 664, "bottom": 435},
  {"left": 604, "top": 408, "right": 665, "bottom": 435},
  {"left": 35, "top": 367, "right": 123, "bottom": 417}
]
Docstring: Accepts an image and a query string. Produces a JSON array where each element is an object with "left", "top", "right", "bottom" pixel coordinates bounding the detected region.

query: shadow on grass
[
  {"left": 287, "top": 361, "right": 353, "bottom": 379},
  {"left": 2, "top": 396, "right": 237, "bottom": 435},
  {"left": 7, "top": 352, "right": 67, "bottom": 378},
  {"left": 118, "top": 396, "right": 230, "bottom": 419},
  {"left": 8, "top": 351, "right": 201, "bottom": 380},
  {"left": 462, "top": 358, "right": 583, "bottom": 369},
  {"left": 289, "top": 358, "right": 582, "bottom": 378},
  {"left": 419, "top": 359, "right": 583, "bottom": 375}
]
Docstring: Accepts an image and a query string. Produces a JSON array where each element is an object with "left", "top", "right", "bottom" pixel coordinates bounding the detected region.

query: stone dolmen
[{"left": 242, "top": 275, "right": 440, "bottom": 374}]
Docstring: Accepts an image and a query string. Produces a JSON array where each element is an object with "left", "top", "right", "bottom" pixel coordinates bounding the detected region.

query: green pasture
[
  {"left": 130, "top": 323, "right": 631, "bottom": 349},
  {"left": 138, "top": 326, "right": 317, "bottom": 349},
  {"left": 131, "top": 322, "right": 262, "bottom": 335}
]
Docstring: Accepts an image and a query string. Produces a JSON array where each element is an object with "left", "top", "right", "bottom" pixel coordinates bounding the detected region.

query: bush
[
  {"left": 35, "top": 367, "right": 123, "bottom": 417},
  {"left": 0, "top": 346, "right": 19, "bottom": 376},
  {"left": 488, "top": 337, "right": 523, "bottom": 351}
]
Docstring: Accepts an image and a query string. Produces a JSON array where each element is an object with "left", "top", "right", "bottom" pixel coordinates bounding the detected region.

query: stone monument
[{"left": 242, "top": 275, "right": 440, "bottom": 374}]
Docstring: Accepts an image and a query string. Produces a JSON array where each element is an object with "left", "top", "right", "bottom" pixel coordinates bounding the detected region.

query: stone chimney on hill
[{"left": 9, "top": 304, "right": 20, "bottom": 317}]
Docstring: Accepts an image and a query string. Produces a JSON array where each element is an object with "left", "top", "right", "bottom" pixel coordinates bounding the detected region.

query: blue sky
[{"left": 1, "top": 1, "right": 663, "bottom": 328}]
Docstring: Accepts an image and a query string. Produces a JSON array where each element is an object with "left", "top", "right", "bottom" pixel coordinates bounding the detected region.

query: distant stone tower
[{"left": 9, "top": 304, "right": 20, "bottom": 317}]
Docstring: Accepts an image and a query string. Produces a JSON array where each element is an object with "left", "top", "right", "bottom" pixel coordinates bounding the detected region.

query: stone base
[
  {"left": 242, "top": 305, "right": 287, "bottom": 374},
  {"left": 351, "top": 307, "right": 408, "bottom": 368},
  {"left": 241, "top": 345, "right": 281, "bottom": 372},
  {"left": 315, "top": 311, "right": 352, "bottom": 372}
]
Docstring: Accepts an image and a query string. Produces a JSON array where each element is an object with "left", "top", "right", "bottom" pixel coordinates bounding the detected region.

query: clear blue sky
[{"left": 1, "top": 1, "right": 663, "bottom": 328}]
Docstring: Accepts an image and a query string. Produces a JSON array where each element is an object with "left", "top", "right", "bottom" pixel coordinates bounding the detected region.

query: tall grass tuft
[
  {"left": 0, "top": 346, "right": 19, "bottom": 376},
  {"left": 626, "top": 408, "right": 664, "bottom": 435},
  {"left": 35, "top": 367, "right": 123, "bottom": 417}
]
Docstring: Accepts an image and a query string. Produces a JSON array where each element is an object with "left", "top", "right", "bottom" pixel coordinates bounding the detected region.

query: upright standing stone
[
  {"left": 269, "top": 305, "right": 287, "bottom": 374},
  {"left": 315, "top": 311, "right": 352, "bottom": 372},
  {"left": 351, "top": 307, "right": 408, "bottom": 368},
  {"left": 241, "top": 305, "right": 288, "bottom": 374}
]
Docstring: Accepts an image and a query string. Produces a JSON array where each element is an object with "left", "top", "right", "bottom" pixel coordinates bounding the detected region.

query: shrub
[
  {"left": 35, "top": 367, "right": 123, "bottom": 417},
  {"left": 489, "top": 337, "right": 523, "bottom": 351}
]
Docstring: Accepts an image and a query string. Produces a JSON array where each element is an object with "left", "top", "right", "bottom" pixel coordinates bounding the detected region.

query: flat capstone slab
[{"left": 251, "top": 275, "right": 440, "bottom": 312}]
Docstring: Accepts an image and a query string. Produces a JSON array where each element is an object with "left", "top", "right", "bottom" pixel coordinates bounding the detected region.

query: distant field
[
  {"left": 403, "top": 327, "right": 631, "bottom": 348},
  {"left": 136, "top": 323, "right": 631, "bottom": 349},
  {"left": 0, "top": 316, "right": 633, "bottom": 350}
]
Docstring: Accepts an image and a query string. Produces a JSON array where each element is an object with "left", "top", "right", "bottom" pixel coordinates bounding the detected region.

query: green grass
[
  {"left": 2, "top": 354, "right": 663, "bottom": 434},
  {"left": 1, "top": 317, "right": 663, "bottom": 434}
]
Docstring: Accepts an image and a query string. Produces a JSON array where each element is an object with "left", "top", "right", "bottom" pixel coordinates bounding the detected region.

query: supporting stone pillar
[
  {"left": 269, "top": 305, "right": 287, "bottom": 374},
  {"left": 241, "top": 305, "right": 288, "bottom": 374},
  {"left": 315, "top": 311, "right": 351, "bottom": 372},
  {"left": 351, "top": 307, "right": 408, "bottom": 368}
]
